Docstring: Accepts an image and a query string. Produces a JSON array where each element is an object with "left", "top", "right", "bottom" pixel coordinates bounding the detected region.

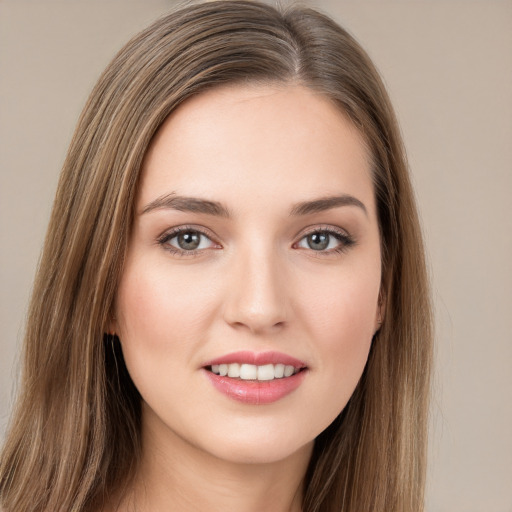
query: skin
[{"left": 113, "top": 84, "right": 383, "bottom": 512}]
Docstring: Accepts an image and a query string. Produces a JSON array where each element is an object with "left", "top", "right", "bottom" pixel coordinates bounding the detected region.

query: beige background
[{"left": 1, "top": 1, "right": 511, "bottom": 510}]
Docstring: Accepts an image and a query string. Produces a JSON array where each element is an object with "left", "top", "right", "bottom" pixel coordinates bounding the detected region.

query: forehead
[{"left": 139, "top": 84, "right": 374, "bottom": 215}]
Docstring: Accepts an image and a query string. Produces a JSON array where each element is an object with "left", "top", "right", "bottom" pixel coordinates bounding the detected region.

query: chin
[
  {"left": 207, "top": 435, "right": 314, "bottom": 466},
  {"left": 193, "top": 417, "right": 318, "bottom": 466}
]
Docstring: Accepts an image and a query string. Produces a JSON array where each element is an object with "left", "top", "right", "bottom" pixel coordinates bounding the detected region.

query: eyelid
[
  {"left": 292, "top": 224, "right": 355, "bottom": 254},
  {"left": 295, "top": 224, "right": 351, "bottom": 239},
  {"left": 157, "top": 225, "right": 222, "bottom": 256}
]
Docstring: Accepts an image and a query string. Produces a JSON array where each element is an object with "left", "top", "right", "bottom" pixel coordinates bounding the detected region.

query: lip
[
  {"left": 203, "top": 368, "right": 307, "bottom": 405},
  {"left": 203, "top": 350, "right": 307, "bottom": 368},
  {"left": 202, "top": 351, "right": 308, "bottom": 405}
]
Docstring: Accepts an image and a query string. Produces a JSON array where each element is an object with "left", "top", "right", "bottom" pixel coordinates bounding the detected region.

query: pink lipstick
[{"left": 202, "top": 351, "right": 308, "bottom": 405}]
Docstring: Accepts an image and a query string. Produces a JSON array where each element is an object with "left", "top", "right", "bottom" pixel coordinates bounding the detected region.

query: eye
[
  {"left": 295, "top": 228, "right": 355, "bottom": 254},
  {"left": 158, "top": 227, "right": 219, "bottom": 255}
]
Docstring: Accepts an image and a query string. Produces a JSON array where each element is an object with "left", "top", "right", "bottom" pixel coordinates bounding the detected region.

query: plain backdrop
[{"left": 1, "top": 1, "right": 511, "bottom": 511}]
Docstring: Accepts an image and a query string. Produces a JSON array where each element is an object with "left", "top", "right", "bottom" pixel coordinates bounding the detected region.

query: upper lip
[{"left": 203, "top": 351, "right": 307, "bottom": 368}]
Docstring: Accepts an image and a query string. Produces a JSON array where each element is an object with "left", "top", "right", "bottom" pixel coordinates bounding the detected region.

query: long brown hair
[{"left": 0, "top": 2, "right": 432, "bottom": 511}]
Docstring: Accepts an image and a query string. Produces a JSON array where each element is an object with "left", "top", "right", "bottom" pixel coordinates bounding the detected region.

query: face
[{"left": 114, "top": 84, "right": 382, "bottom": 465}]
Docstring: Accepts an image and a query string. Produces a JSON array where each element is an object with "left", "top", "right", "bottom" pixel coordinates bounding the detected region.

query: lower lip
[{"left": 203, "top": 369, "right": 307, "bottom": 405}]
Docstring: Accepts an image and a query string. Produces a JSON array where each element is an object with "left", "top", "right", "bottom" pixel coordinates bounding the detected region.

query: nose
[{"left": 222, "top": 245, "right": 288, "bottom": 335}]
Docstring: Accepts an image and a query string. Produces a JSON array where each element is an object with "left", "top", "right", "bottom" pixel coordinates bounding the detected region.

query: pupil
[
  {"left": 178, "top": 231, "right": 200, "bottom": 250},
  {"left": 308, "top": 233, "right": 329, "bottom": 250}
]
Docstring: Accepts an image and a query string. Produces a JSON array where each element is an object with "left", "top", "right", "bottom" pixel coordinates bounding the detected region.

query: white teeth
[
  {"left": 274, "top": 363, "right": 285, "bottom": 378},
  {"left": 284, "top": 365, "right": 295, "bottom": 377},
  {"left": 257, "top": 364, "right": 274, "bottom": 381},
  {"left": 239, "top": 364, "right": 257, "bottom": 380},
  {"left": 227, "top": 363, "right": 240, "bottom": 378},
  {"left": 209, "top": 362, "right": 302, "bottom": 380}
]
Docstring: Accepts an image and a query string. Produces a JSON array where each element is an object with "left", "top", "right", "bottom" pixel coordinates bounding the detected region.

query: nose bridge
[{"left": 223, "top": 238, "right": 287, "bottom": 334}]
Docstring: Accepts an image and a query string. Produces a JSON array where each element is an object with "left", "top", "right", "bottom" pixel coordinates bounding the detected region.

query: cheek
[
  {"left": 296, "top": 262, "right": 380, "bottom": 423},
  {"left": 114, "top": 261, "right": 217, "bottom": 411},
  {"left": 312, "top": 292, "right": 375, "bottom": 383},
  {"left": 116, "top": 261, "right": 216, "bottom": 349},
  {"left": 301, "top": 261, "right": 380, "bottom": 348}
]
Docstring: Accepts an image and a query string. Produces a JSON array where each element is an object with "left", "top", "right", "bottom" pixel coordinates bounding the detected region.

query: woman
[{"left": 0, "top": 1, "right": 432, "bottom": 511}]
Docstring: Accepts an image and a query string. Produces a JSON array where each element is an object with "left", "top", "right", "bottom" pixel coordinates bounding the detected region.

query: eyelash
[
  {"left": 294, "top": 226, "right": 356, "bottom": 255},
  {"left": 157, "top": 225, "right": 356, "bottom": 258},
  {"left": 157, "top": 225, "right": 217, "bottom": 257}
]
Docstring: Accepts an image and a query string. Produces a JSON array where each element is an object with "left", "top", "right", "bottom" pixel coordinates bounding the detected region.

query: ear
[
  {"left": 374, "top": 289, "right": 386, "bottom": 334},
  {"left": 106, "top": 314, "right": 118, "bottom": 336}
]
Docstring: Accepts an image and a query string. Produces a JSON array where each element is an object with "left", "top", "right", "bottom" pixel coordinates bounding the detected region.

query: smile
[
  {"left": 203, "top": 351, "right": 308, "bottom": 405},
  {"left": 208, "top": 363, "right": 301, "bottom": 381}
]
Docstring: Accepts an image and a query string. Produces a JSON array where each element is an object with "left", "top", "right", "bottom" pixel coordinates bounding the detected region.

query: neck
[{"left": 113, "top": 406, "right": 313, "bottom": 512}]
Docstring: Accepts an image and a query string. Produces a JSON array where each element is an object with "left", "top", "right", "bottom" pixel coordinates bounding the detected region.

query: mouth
[
  {"left": 207, "top": 363, "right": 304, "bottom": 381},
  {"left": 202, "top": 351, "right": 308, "bottom": 405}
]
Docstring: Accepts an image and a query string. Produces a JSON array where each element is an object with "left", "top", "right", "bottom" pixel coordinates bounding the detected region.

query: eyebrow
[
  {"left": 289, "top": 194, "right": 367, "bottom": 217},
  {"left": 141, "top": 193, "right": 231, "bottom": 217},
  {"left": 141, "top": 192, "right": 367, "bottom": 218}
]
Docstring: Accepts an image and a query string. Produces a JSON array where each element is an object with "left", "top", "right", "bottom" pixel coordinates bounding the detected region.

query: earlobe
[
  {"left": 374, "top": 291, "right": 386, "bottom": 334},
  {"left": 106, "top": 315, "right": 117, "bottom": 336}
]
